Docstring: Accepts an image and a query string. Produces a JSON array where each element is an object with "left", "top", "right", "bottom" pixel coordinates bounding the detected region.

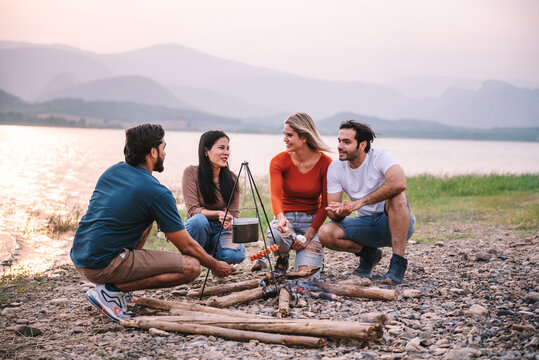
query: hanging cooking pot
[{"left": 232, "top": 218, "right": 259, "bottom": 243}]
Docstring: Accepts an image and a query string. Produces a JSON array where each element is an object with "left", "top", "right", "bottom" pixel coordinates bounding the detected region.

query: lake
[{"left": 1, "top": 125, "right": 538, "bottom": 270}]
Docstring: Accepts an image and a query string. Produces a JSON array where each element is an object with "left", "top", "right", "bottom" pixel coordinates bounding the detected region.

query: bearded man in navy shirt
[{"left": 71, "top": 123, "right": 234, "bottom": 322}]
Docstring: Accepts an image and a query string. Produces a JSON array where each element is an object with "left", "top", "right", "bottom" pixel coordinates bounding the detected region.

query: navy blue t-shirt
[{"left": 71, "top": 162, "right": 185, "bottom": 269}]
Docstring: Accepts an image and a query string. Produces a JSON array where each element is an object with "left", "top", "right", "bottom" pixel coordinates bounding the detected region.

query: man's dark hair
[
  {"left": 197, "top": 130, "right": 236, "bottom": 205},
  {"left": 339, "top": 120, "right": 376, "bottom": 153},
  {"left": 124, "top": 123, "right": 165, "bottom": 166}
]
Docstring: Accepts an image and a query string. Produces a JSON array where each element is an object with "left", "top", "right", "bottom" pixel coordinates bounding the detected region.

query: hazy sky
[{"left": 1, "top": 0, "right": 538, "bottom": 83}]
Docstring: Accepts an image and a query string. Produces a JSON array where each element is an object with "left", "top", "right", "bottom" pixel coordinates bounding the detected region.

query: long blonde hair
[{"left": 285, "top": 112, "right": 331, "bottom": 153}]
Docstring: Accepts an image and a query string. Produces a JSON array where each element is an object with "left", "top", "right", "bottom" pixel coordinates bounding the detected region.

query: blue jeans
[
  {"left": 267, "top": 212, "right": 324, "bottom": 271},
  {"left": 333, "top": 202, "right": 415, "bottom": 248},
  {"left": 185, "top": 214, "right": 245, "bottom": 264}
]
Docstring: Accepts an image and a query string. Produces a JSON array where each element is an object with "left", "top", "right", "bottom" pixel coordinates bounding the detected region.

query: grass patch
[
  {"left": 407, "top": 174, "right": 539, "bottom": 242},
  {"left": 47, "top": 207, "right": 82, "bottom": 234}
]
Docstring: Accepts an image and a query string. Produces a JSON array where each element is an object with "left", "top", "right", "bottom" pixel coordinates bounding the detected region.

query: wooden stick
[
  {"left": 121, "top": 318, "right": 326, "bottom": 347},
  {"left": 134, "top": 296, "right": 269, "bottom": 318},
  {"left": 131, "top": 315, "right": 383, "bottom": 340},
  {"left": 278, "top": 287, "right": 290, "bottom": 318},
  {"left": 315, "top": 283, "right": 398, "bottom": 301},
  {"left": 207, "top": 287, "right": 264, "bottom": 308},
  {"left": 187, "top": 279, "right": 260, "bottom": 298}
]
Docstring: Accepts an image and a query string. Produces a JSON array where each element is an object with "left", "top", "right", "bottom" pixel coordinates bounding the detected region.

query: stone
[
  {"left": 465, "top": 304, "right": 488, "bottom": 317},
  {"left": 13, "top": 325, "right": 43, "bottom": 337},
  {"left": 403, "top": 289, "right": 422, "bottom": 298},
  {"left": 475, "top": 252, "right": 491, "bottom": 262},
  {"left": 1, "top": 307, "right": 17, "bottom": 316},
  {"left": 149, "top": 328, "right": 171, "bottom": 337},
  {"left": 49, "top": 298, "right": 69, "bottom": 306},
  {"left": 524, "top": 292, "right": 539, "bottom": 304},
  {"left": 405, "top": 337, "right": 421, "bottom": 352},
  {"left": 444, "top": 347, "right": 481, "bottom": 359}
]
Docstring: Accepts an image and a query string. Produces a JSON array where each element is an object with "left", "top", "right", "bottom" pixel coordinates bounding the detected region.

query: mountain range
[{"left": 0, "top": 41, "right": 538, "bottom": 131}]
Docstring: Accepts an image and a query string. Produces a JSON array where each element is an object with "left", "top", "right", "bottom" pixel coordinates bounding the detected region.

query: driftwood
[
  {"left": 134, "top": 296, "right": 269, "bottom": 318},
  {"left": 131, "top": 315, "right": 383, "bottom": 340},
  {"left": 187, "top": 279, "right": 260, "bottom": 298},
  {"left": 315, "top": 283, "right": 398, "bottom": 301},
  {"left": 207, "top": 287, "right": 264, "bottom": 308},
  {"left": 278, "top": 287, "right": 290, "bottom": 318},
  {"left": 121, "top": 318, "right": 326, "bottom": 347}
]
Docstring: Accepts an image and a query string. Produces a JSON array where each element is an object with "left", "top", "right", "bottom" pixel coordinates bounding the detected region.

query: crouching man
[
  {"left": 70, "top": 123, "right": 234, "bottom": 322},
  {"left": 318, "top": 120, "right": 415, "bottom": 284}
]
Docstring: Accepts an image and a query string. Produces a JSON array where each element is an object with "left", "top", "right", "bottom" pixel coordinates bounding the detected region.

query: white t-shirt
[{"left": 327, "top": 149, "right": 397, "bottom": 217}]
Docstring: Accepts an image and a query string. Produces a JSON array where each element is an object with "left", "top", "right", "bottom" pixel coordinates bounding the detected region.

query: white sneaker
[{"left": 86, "top": 284, "right": 134, "bottom": 322}]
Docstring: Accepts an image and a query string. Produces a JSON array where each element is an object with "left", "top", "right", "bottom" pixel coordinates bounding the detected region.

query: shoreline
[{"left": 1, "top": 223, "right": 537, "bottom": 359}]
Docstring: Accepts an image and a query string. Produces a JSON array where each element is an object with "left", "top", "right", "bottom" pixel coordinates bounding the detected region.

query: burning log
[
  {"left": 315, "top": 283, "right": 398, "bottom": 301},
  {"left": 207, "top": 287, "right": 265, "bottom": 308},
  {"left": 187, "top": 279, "right": 260, "bottom": 298},
  {"left": 121, "top": 318, "right": 326, "bottom": 347},
  {"left": 278, "top": 287, "right": 290, "bottom": 318},
  {"left": 130, "top": 315, "right": 383, "bottom": 341},
  {"left": 134, "top": 296, "right": 269, "bottom": 318}
]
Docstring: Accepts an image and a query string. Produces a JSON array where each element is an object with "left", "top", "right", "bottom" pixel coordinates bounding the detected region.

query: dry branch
[
  {"left": 315, "top": 283, "right": 398, "bottom": 301},
  {"left": 134, "top": 296, "right": 269, "bottom": 318},
  {"left": 207, "top": 287, "right": 264, "bottom": 308},
  {"left": 187, "top": 279, "right": 260, "bottom": 298},
  {"left": 121, "top": 318, "right": 326, "bottom": 347},
  {"left": 131, "top": 315, "right": 383, "bottom": 340}
]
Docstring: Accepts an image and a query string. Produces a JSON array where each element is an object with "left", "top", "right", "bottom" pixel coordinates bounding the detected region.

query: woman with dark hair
[
  {"left": 182, "top": 130, "right": 245, "bottom": 264},
  {"left": 268, "top": 112, "right": 332, "bottom": 276}
]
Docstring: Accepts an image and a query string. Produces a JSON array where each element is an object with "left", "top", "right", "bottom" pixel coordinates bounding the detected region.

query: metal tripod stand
[{"left": 199, "top": 161, "right": 279, "bottom": 300}]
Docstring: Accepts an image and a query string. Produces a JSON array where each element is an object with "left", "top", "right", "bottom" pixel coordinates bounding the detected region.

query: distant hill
[
  {"left": 431, "top": 81, "right": 539, "bottom": 128},
  {"left": 0, "top": 89, "right": 255, "bottom": 131},
  {"left": 317, "top": 112, "right": 539, "bottom": 142},
  {"left": 0, "top": 46, "right": 111, "bottom": 99},
  {"left": 1, "top": 90, "right": 537, "bottom": 141},
  {"left": 1, "top": 41, "right": 538, "bottom": 129},
  {"left": 39, "top": 75, "right": 195, "bottom": 110}
]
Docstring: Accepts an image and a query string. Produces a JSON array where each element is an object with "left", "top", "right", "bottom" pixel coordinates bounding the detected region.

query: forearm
[
  {"left": 168, "top": 231, "right": 220, "bottom": 270},
  {"left": 352, "top": 177, "right": 406, "bottom": 211},
  {"left": 200, "top": 208, "right": 222, "bottom": 220}
]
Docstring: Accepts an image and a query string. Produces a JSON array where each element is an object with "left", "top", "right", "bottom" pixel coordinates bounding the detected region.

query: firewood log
[
  {"left": 207, "top": 287, "right": 264, "bottom": 308},
  {"left": 187, "top": 279, "right": 260, "bottom": 298},
  {"left": 121, "top": 318, "right": 326, "bottom": 347},
  {"left": 134, "top": 296, "right": 269, "bottom": 318},
  {"left": 315, "top": 283, "right": 398, "bottom": 301},
  {"left": 277, "top": 287, "right": 290, "bottom": 318},
  {"left": 130, "top": 315, "right": 383, "bottom": 340}
]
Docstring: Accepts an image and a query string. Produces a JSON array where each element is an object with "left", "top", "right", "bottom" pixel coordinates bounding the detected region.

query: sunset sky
[{"left": 1, "top": 0, "right": 538, "bottom": 83}]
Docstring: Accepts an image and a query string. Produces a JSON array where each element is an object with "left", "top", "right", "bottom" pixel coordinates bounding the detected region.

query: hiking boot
[
  {"left": 354, "top": 247, "right": 382, "bottom": 278},
  {"left": 275, "top": 256, "right": 289, "bottom": 274},
  {"left": 86, "top": 284, "right": 134, "bottom": 322},
  {"left": 382, "top": 254, "right": 408, "bottom": 285}
]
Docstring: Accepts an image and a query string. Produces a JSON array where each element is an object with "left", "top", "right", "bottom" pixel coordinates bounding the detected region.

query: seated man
[
  {"left": 318, "top": 120, "right": 415, "bottom": 284},
  {"left": 70, "top": 123, "right": 234, "bottom": 322}
]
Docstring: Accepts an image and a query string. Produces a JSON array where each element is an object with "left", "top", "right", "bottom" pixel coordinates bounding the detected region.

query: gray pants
[{"left": 267, "top": 212, "right": 324, "bottom": 271}]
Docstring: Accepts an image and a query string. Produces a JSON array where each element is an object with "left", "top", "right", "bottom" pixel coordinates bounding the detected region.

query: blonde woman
[{"left": 268, "top": 112, "right": 331, "bottom": 275}]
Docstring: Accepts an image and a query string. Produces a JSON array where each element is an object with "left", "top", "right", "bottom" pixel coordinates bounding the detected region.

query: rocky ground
[{"left": 1, "top": 224, "right": 538, "bottom": 360}]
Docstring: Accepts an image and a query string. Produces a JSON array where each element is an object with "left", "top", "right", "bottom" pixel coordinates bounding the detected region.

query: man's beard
[{"left": 154, "top": 150, "right": 164, "bottom": 173}]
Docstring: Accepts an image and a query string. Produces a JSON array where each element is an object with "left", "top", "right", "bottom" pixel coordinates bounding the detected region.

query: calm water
[{"left": 1, "top": 125, "right": 538, "bottom": 271}]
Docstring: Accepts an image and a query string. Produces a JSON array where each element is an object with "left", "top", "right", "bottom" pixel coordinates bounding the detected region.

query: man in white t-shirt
[{"left": 318, "top": 120, "right": 415, "bottom": 284}]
